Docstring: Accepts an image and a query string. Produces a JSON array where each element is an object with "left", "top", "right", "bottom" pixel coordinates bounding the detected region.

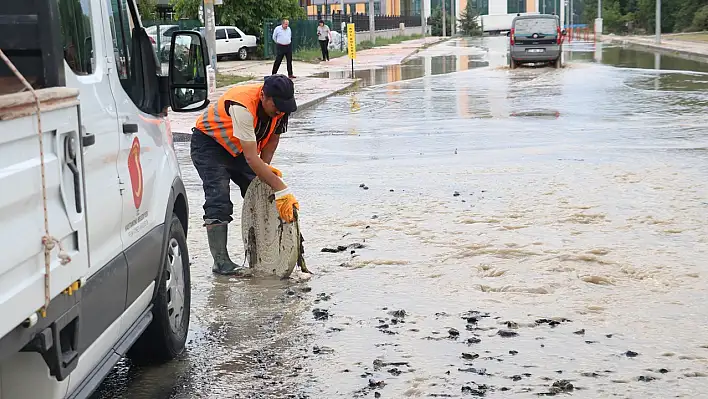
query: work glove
[
  {"left": 275, "top": 187, "right": 299, "bottom": 223},
  {"left": 269, "top": 165, "right": 282, "bottom": 178}
]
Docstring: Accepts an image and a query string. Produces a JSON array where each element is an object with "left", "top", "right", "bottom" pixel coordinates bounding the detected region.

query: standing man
[
  {"left": 272, "top": 19, "right": 296, "bottom": 78},
  {"left": 190, "top": 75, "right": 300, "bottom": 276}
]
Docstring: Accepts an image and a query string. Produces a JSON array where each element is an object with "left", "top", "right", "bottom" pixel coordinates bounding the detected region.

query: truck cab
[{"left": 0, "top": 1, "right": 208, "bottom": 397}]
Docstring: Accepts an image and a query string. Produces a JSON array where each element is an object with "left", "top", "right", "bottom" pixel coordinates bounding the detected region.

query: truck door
[
  {"left": 105, "top": 0, "right": 173, "bottom": 309},
  {"left": 55, "top": 0, "right": 128, "bottom": 394}
]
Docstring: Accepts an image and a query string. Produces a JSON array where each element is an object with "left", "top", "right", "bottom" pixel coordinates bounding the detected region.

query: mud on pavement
[{"left": 94, "top": 36, "right": 708, "bottom": 398}]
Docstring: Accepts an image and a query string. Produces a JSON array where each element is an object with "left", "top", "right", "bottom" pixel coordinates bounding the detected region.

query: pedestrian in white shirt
[
  {"left": 317, "top": 20, "right": 331, "bottom": 61},
  {"left": 272, "top": 19, "right": 296, "bottom": 78}
]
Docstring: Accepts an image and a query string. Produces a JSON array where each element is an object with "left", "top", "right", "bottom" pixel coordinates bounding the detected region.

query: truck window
[
  {"left": 514, "top": 18, "right": 558, "bottom": 35},
  {"left": 58, "top": 0, "right": 95, "bottom": 75},
  {"left": 106, "top": 0, "right": 144, "bottom": 108}
]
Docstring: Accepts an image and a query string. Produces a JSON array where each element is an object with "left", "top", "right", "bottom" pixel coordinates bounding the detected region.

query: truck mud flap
[{"left": 21, "top": 303, "right": 80, "bottom": 381}]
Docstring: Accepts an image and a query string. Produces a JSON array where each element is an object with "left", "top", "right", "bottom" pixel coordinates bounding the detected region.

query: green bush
[{"left": 691, "top": 5, "right": 708, "bottom": 31}]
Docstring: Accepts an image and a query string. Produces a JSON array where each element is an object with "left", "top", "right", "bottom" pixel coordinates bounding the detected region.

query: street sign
[
  {"left": 347, "top": 23, "right": 356, "bottom": 78},
  {"left": 347, "top": 23, "right": 356, "bottom": 60}
]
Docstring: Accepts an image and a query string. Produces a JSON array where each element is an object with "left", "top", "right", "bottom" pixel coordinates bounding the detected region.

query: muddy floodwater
[{"left": 94, "top": 37, "right": 708, "bottom": 398}]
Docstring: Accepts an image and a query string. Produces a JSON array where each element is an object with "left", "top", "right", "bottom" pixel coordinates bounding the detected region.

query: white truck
[
  {"left": 479, "top": 12, "right": 541, "bottom": 35},
  {"left": 0, "top": 0, "right": 209, "bottom": 397}
]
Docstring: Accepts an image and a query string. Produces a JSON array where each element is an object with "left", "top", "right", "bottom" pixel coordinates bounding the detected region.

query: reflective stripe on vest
[{"left": 195, "top": 84, "right": 284, "bottom": 157}]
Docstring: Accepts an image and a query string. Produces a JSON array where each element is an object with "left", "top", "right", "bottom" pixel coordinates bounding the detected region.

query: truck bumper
[{"left": 511, "top": 46, "right": 561, "bottom": 63}]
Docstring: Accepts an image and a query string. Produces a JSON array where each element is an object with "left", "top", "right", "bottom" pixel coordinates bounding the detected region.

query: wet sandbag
[{"left": 241, "top": 177, "right": 302, "bottom": 278}]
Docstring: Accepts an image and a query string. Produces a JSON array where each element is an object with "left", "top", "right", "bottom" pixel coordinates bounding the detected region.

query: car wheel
[
  {"left": 128, "top": 214, "right": 191, "bottom": 364},
  {"left": 238, "top": 47, "right": 248, "bottom": 61},
  {"left": 554, "top": 57, "right": 562, "bottom": 69},
  {"left": 510, "top": 58, "right": 517, "bottom": 69}
]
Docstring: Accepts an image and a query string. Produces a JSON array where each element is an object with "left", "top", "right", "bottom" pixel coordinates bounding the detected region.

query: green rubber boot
[{"left": 206, "top": 223, "right": 252, "bottom": 277}]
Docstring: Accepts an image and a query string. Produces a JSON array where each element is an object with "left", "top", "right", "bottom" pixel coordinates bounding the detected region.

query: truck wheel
[
  {"left": 238, "top": 47, "right": 248, "bottom": 61},
  {"left": 128, "top": 214, "right": 191, "bottom": 364}
]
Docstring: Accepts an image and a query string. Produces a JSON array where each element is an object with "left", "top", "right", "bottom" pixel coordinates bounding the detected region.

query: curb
[
  {"left": 172, "top": 79, "right": 359, "bottom": 142},
  {"left": 603, "top": 37, "right": 708, "bottom": 63},
  {"left": 400, "top": 37, "right": 450, "bottom": 64}
]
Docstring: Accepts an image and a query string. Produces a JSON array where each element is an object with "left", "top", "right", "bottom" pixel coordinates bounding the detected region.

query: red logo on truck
[{"left": 128, "top": 136, "right": 143, "bottom": 209}]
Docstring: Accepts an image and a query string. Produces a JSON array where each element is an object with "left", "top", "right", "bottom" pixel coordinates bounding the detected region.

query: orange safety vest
[{"left": 195, "top": 84, "right": 285, "bottom": 156}]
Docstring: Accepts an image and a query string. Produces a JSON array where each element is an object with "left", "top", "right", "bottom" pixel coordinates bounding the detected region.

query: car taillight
[
  {"left": 557, "top": 27, "right": 561, "bottom": 44},
  {"left": 510, "top": 29, "right": 515, "bottom": 45},
  {"left": 149, "top": 36, "right": 156, "bottom": 44}
]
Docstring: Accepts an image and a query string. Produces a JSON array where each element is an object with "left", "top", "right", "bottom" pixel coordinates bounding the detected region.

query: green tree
[
  {"left": 137, "top": 0, "right": 158, "bottom": 20},
  {"left": 692, "top": 4, "right": 708, "bottom": 31},
  {"left": 171, "top": 0, "right": 200, "bottom": 20},
  {"left": 458, "top": 2, "right": 481, "bottom": 36},
  {"left": 427, "top": 6, "right": 451, "bottom": 37},
  {"left": 581, "top": 0, "right": 708, "bottom": 34},
  {"left": 218, "top": 0, "right": 305, "bottom": 39},
  {"left": 170, "top": 0, "right": 305, "bottom": 42}
]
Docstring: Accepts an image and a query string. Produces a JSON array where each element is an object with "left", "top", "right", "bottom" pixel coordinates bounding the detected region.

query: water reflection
[{"left": 313, "top": 54, "right": 489, "bottom": 87}]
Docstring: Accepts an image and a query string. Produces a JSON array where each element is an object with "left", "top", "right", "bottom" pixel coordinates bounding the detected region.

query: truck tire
[
  {"left": 238, "top": 47, "right": 248, "bottom": 61},
  {"left": 128, "top": 214, "right": 191, "bottom": 364}
]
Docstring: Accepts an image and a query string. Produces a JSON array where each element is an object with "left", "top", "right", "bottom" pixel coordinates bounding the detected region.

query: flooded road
[{"left": 94, "top": 37, "right": 708, "bottom": 398}]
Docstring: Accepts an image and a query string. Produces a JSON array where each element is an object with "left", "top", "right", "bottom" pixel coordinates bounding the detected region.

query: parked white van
[{"left": 0, "top": 0, "right": 209, "bottom": 397}]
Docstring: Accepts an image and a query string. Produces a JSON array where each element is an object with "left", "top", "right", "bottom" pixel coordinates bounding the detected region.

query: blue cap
[{"left": 263, "top": 74, "right": 297, "bottom": 113}]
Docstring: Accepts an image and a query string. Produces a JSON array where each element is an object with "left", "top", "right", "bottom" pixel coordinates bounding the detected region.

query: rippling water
[{"left": 94, "top": 37, "right": 708, "bottom": 398}]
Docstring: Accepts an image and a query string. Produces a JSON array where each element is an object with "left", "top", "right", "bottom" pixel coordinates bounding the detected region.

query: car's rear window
[{"left": 514, "top": 18, "right": 558, "bottom": 34}]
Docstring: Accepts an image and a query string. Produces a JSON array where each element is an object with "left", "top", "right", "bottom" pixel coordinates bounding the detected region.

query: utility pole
[
  {"left": 203, "top": 0, "right": 217, "bottom": 72},
  {"left": 570, "top": 0, "right": 573, "bottom": 27},
  {"left": 369, "top": 0, "right": 375, "bottom": 42},
  {"left": 451, "top": 1, "right": 455, "bottom": 36},
  {"left": 595, "top": 0, "right": 603, "bottom": 37},
  {"left": 442, "top": 0, "right": 446, "bottom": 37},
  {"left": 598, "top": 0, "right": 601, "bottom": 18},
  {"left": 655, "top": 0, "right": 661, "bottom": 44},
  {"left": 421, "top": 0, "right": 427, "bottom": 36}
]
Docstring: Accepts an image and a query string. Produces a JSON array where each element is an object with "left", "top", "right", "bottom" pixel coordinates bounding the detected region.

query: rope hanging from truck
[{"left": 0, "top": 50, "right": 72, "bottom": 317}]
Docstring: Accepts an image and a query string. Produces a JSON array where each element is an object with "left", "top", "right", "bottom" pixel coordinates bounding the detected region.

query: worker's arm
[
  {"left": 272, "top": 27, "right": 279, "bottom": 43},
  {"left": 243, "top": 140, "right": 298, "bottom": 222},
  {"left": 260, "top": 114, "right": 286, "bottom": 164},
  {"left": 231, "top": 105, "right": 298, "bottom": 222},
  {"left": 241, "top": 141, "right": 286, "bottom": 191},
  {"left": 231, "top": 104, "right": 285, "bottom": 191},
  {"left": 260, "top": 133, "right": 279, "bottom": 164}
]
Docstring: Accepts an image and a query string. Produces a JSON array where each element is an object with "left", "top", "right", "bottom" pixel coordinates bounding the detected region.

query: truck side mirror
[{"left": 168, "top": 31, "right": 209, "bottom": 112}]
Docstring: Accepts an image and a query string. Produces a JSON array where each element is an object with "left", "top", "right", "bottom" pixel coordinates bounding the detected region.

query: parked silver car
[{"left": 508, "top": 15, "right": 566, "bottom": 69}]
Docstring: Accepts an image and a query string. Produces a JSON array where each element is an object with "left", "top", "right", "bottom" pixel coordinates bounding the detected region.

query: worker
[{"left": 190, "top": 74, "right": 299, "bottom": 276}]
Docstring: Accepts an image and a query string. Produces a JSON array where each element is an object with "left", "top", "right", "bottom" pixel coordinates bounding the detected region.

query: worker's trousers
[{"left": 190, "top": 129, "right": 256, "bottom": 225}]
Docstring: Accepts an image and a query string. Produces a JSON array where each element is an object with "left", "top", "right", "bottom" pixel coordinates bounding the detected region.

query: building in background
[
  {"left": 305, "top": 0, "right": 561, "bottom": 29},
  {"left": 306, "top": 0, "right": 421, "bottom": 16}
]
